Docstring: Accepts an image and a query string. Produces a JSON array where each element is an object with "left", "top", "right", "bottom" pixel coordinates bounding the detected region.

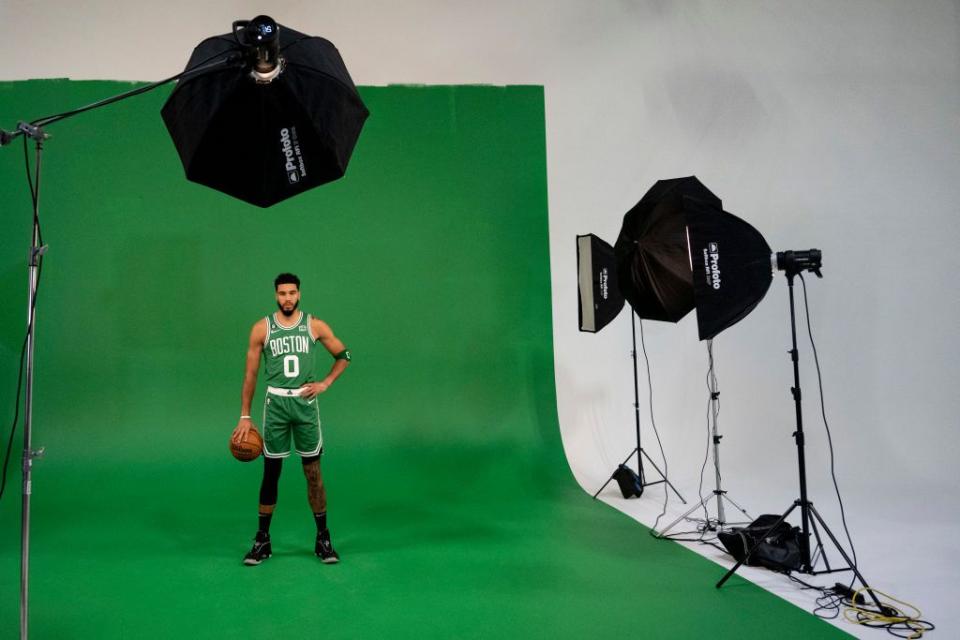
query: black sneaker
[
  {"left": 243, "top": 531, "right": 272, "bottom": 566},
  {"left": 315, "top": 529, "right": 339, "bottom": 564}
]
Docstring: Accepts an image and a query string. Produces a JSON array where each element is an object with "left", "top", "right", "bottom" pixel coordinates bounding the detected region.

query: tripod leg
[
  {"left": 591, "top": 476, "right": 615, "bottom": 500},
  {"left": 591, "top": 449, "right": 639, "bottom": 499},
  {"left": 807, "top": 505, "right": 885, "bottom": 612},
  {"left": 717, "top": 502, "right": 798, "bottom": 589},
  {"left": 639, "top": 448, "right": 687, "bottom": 503},
  {"left": 654, "top": 496, "right": 709, "bottom": 537},
  {"left": 806, "top": 509, "right": 831, "bottom": 572},
  {"left": 717, "top": 494, "right": 752, "bottom": 526}
]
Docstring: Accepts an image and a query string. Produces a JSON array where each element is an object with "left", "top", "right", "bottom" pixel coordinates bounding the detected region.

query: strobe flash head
[
  {"left": 774, "top": 249, "right": 823, "bottom": 278},
  {"left": 233, "top": 15, "right": 284, "bottom": 83}
]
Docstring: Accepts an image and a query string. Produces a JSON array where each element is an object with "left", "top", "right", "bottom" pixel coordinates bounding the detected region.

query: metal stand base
[
  {"left": 591, "top": 312, "right": 684, "bottom": 504},
  {"left": 655, "top": 489, "right": 750, "bottom": 537},
  {"left": 592, "top": 446, "right": 686, "bottom": 502},
  {"left": 715, "top": 498, "right": 883, "bottom": 611}
]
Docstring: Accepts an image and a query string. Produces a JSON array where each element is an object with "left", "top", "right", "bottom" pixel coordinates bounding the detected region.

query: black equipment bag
[
  {"left": 612, "top": 464, "right": 643, "bottom": 498},
  {"left": 718, "top": 514, "right": 803, "bottom": 572}
]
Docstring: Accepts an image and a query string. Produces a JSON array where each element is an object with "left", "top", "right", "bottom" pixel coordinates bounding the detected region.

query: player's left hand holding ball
[
  {"left": 229, "top": 418, "right": 262, "bottom": 462},
  {"left": 232, "top": 417, "right": 255, "bottom": 444}
]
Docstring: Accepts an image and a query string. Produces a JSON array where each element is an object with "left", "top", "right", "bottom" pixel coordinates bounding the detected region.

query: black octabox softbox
[
  {"left": 684, "top": 197, "right": 773, "bottom": 340},
  {"left": 612, "top": 177, "right": 774, "bottom": 340},
  {"left": 614, "top": 177, "right": 721, "bottom": 324},
  {"left": 161, "top": 23, "right": 368, "bottom": 208}
]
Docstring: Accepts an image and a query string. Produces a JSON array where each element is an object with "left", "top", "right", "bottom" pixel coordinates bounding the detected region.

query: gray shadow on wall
[{"left": 662, "top": 65, "right": 771, "bottom": 147}]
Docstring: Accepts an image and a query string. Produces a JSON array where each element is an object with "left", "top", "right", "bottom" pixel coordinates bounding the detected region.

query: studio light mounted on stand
[
  {"left": 161, "top": 16, "right": 369, "bottom": 207},
  {"left": 1, "top": 17, "right": 367, "bottom": 639},
  {"left": 625, "top": 177, "right": 776, "bottom": 536},
  {"left": 579, "top": 176, "right": 768, "bottom": 510},
  {"left": 578, "top": 233, "right": 685, "bottom": 502},
  {"left": 579, "top": 175, "right": 881, "bottom": 605},
  {"left": 716, "top": 246, "right": 884, "bottom": 610}
]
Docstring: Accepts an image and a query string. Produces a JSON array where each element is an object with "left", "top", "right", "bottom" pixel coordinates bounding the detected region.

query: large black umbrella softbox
[
  {"left": 614, "top": 176, "right": 774, "bottom": 340},
  {"left": 161, "top": 23, "right": 369, "bottom": 208},
  {"left": 614, "top": 177, "right": 721, "bottom": 322}
]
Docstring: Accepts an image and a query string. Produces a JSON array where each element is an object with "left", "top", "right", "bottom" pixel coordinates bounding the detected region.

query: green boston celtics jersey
[{"left": 263, "top": 311, "right": 317, "bottom": 388}]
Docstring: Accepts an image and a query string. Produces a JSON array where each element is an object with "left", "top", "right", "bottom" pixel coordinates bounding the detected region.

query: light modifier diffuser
[
  {"left": 613, "top": 176, "right": 774, "bottom": 340},
  {"left": 683, "top": 196, "right": 773, "bottom": 340},
  {"left": 579, "top": 177, "right": 804, "bottom": 340},
  {"left": 577, "top": 234, "right": 625, "bottom": 333}
]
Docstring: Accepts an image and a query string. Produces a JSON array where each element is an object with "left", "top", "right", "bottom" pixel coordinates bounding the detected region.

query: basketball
[{"left": 230, "top": 426, "right": 263, "bottom": 462}]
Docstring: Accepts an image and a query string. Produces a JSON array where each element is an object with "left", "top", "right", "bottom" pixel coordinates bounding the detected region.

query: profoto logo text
[
  {"left": 599, "top": 267, "right": 610, "bottom": 300},
  {"left": 280, "top": 127, "right": 307, "bottom": 185},
  {"left": 704, "top": 242, "right": 721, "bottom": 290}
]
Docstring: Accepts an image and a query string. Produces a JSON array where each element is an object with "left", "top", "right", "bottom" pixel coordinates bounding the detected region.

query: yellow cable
[{"left": 843, "top": 587, "right": 928, "bottom": 639}]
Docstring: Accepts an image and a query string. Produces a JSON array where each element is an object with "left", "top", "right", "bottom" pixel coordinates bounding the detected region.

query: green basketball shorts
[{"left": 261, "top": 386, "right": 323, "bottom": 458}]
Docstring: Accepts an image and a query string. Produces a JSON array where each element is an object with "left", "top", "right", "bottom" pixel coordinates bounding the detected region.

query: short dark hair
[{"left": 274, "top": 273, "right": 300, "bottom": 290}]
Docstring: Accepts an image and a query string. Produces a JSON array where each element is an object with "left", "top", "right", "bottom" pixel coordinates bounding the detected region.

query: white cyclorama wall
[{"left": 2, "top": 1, "right": 958, "bottom": 636}]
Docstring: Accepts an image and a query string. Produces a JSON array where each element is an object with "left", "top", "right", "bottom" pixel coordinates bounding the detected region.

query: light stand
[
  {"left": 716, "top": 255, "right": 883, "bottom": 612},
  {"left": 18, "top": 131, "right": 46, "bottom": 640},
  {"left": 1, "top": 54, "right": 241, "bottom": 640},
  {"left": 592, "top": 311, "right": 686, "bottom": 503},
  {"left": 655, "top": 339, "right": 750, "bottom": 537}
]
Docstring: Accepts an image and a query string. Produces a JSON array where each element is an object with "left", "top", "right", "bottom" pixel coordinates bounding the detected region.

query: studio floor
[{"left": 1, "top": 446, "right": 850, "bottom": 639}]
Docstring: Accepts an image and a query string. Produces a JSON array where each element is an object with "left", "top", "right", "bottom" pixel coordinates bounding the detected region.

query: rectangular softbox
[{"left": 577, "top": 234, "right": 625, "bottom": 332}]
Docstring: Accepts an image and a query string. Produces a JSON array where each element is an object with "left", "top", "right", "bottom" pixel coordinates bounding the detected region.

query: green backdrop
[{"left": 0, "top": 80, "right": 847, "bottom": 638}]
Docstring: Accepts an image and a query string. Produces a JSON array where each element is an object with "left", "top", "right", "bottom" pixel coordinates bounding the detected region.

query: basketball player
[{"left": 231, "top": 273, "right": 351, "bottom": 565}]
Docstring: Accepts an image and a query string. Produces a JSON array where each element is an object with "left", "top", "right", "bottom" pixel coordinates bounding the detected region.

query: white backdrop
[{"left": 2, "top": 1, "right": 958, "bottom": 637}]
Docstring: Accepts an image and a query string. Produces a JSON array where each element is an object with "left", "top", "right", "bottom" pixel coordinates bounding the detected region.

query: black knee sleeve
[
  {"left": 301, "top": 453, "right": 320, "bottom": 465},
  {"left": 259, "top": 456, "right": 283, "bottom": 505}
]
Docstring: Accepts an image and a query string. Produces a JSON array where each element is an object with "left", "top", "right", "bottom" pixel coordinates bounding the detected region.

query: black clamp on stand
[
  {"left": 715, "top": 251, "right": 883, "bottom": 612},
  {"left": 593, "top": 312, "right": 685, "bottom": 503},
  {"left": 0, "top": 121, "right": 50, "bottom": 147}
]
